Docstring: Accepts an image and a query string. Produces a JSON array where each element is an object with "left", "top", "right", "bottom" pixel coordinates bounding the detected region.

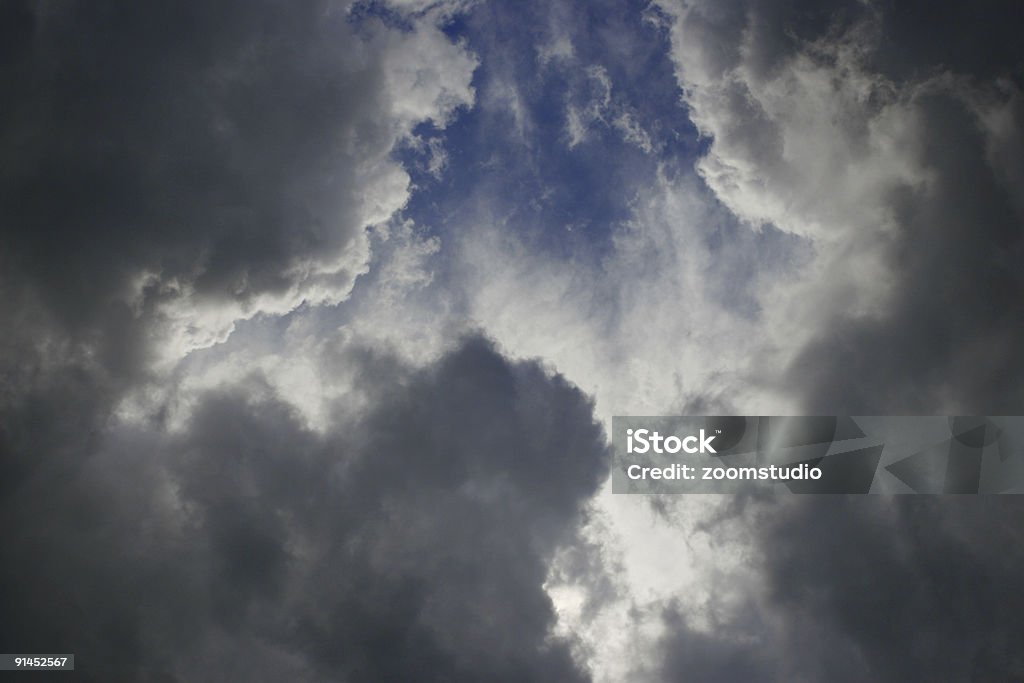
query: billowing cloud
[
  {"left": 616, "top": 4, "right": 1024, "bottom": 681},
  {"left": 0, "top": 336, "right": 609, "bottom": 681},
  {"left": 1, "top": 0, "right": 475, "bottom": 363},
  {"left": 3, "top": 1, "right": 1023, "bottom": 681},
  {"left": 457, "top": 169, "right": 791, "bottom": 423},
  {"left": 654, "top": 0, "right": 1024, "bottom": 413}
]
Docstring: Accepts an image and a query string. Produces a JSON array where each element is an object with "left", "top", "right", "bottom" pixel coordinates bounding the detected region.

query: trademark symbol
[{"left": 716, "top": 430, "right": 722, "bottom": 434}]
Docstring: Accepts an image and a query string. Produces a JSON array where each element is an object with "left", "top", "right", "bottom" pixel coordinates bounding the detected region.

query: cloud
[
  {"left": 452, "top": 169, "right": 808, "bottom": 683},
  {"left": 759, "top": 496, "right": 1024, "bottom": 681},
  {"left": 457, "top": 168, "right": 798, "bottom": 426},
  {"left": 617, "top": 4, "right": 1024, "bottom": 681},
  {"left": 777, "top": 498, "right": 1017, "bottom": 681},
  {"left": 1, "top": 0, "right": 475, "bottom": 364},
  {"left": 2, "top": 5, "right": 631, "bottom": 679},
  {"left": 630, "top": 494, "right": 1024, "bottom": 683},
  {"left": 561, "top": 65, "right": 654, "bottom": 153},
  {"left": 654, "top": 0, "right": 1024, "bottom": 413},
  {"left": 3, "top": 2, "right": 1023, "bottom": 682},
  {"left": 0, "top": 335, "right": 609, "bottom": 681}
]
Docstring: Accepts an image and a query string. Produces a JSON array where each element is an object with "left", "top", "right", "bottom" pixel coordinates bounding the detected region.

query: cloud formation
[
  {"left": 1, "top": 0, "right": 475, "bottom": 362},
  {"left": 0, "top": 4, "right": 614, "bottom": 679},
  {"left": 651, "top": 496, "right": 1024, "bottom": 682},
  {"left": 2, "top": 1, "right": 1023, "bottom": 681},
  {"left": 614, "top": 5, "right": 1024, "bottom": 681},
  {"left": 655, "top": 0, "right": 1024, "bottom": 413},
  {"left": 0, "top": 336, "right": 609, "bottom": 681}
]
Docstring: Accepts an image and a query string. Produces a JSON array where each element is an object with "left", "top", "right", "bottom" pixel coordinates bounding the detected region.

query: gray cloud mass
[
  {"left": 653, "top": 496, "right": 1024, "bottom": 682},
  {"left": 1, "top": 0, "right": 474, "bottom": 361},
  {"left": 658, "top": 0, "right": 1024, "bottom": 414},
  {"left": 647, "top": 2, "right": 1024, "bottom": 680},
  {"left": 1, "top": 3, "right": 604, "bottom": 680},
  {"left": 1, "top": 337, "right": 608, "bottom": 681},
  {"left": 2, "top": 0, "right": 1024, "bottom": 681}
]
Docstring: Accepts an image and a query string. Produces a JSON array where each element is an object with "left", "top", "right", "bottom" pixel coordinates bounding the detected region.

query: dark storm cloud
[
  {"left": 0, "top": 336, "right": 609, "bottom": 681},
  {"left": 760, "top": 496, "right": 1024, "bottom": 681},
  {"left": 0, "top": 0, "right": 473, "bottom": 365},
  {"left": 871, "top": 0, "right": 1024, "bottom": 82},
  {"left": 659, "top": 0, "right": 1023, "bottom": 86},
  {"left": 0, "top": 13, "right": 479, "bottom": 677},
  {"left": 1, "top": 4, "right": 609, "bottom": 681},
  {"left": 654, "top": 497, "right": 1024, "bottom": 682},
  {"left": 786, "top": 86, "right": 1024, "bottom": 414},
  {"left": 656, "top": 599, "right": 782, "bottom": 683},
  {"left": 0, "top": 0, "right": 470, "bottom": 498}
]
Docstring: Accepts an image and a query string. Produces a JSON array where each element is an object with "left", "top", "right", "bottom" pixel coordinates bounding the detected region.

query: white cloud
[
  {"left": 562, "top": 65, "right": 655, "bottom": 153},
  {"left": 538, "top": 35, "right": 576, "bottom": 66},
  {"left": 458, "top": 169, "right": 786, "bottom": 424}
]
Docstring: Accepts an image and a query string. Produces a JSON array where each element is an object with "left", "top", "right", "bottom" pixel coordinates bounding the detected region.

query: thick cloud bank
[
  {"left": 0, "top": 0, "right": 474, "bottom": 360},
  {"left": 0, "top": 337, "right": 608, "bottom": 681},
  {"left": 650, "top": 496, "right": 1024, "bottom": 682},
  {"left": 0, "top": 3, "right": 612, "bottom": 680},
  {"left": 2, "top": 1, "right": 1023, "bottom": 681}
]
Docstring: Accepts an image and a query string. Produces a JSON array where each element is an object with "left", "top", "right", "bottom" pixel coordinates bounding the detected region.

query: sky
[{"left": 1, "top": 0, "right": 1023, "bottom": 681}]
